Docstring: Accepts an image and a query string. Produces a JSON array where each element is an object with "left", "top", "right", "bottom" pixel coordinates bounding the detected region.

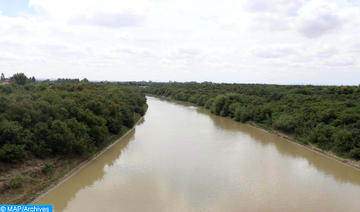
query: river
[{"left": 36, "top": 96, "right": 360, "bottom": 212}]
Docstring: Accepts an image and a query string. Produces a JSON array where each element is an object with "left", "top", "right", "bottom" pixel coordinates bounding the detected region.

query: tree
[
  {"left": 350, "top": 148, "right": 360, "bottom": 159},
  {"left": 47, "top": 120, "right": 75, "bottom": 154},
  {"left": 0, "top": 144, "right": 26, "bottom": 163},
  {"left": 1, "top": 73, "right": 5, "bottom": 81},
  {"left": 274, "top": 114, "right": 298, "bottom": 132},
  {"left": 0, "top": 80, "right": 147, "bottom": 162},
  {"left": 0, "top": 120, "right": 28, "bottom": 146},
  {"left": 211, "top": 95, "right": 227, "bottom": 115},
  {"left": 90, "top": 125, "right": 108, "bottom": 147},
  {"left": 11, "top": 73, "right": 28, "bottom": 85},
  {"left": 30, "top": 76, "right": 36, "bottom": 83},
  {"left": 120, "top": 107, "right": 134, "bottom": 128},
  {"left": 332, "top": 129, "right": 354, "bottom": 154},
  {"left": 31, "top": 122, "right": 52, "bottom": 156}
]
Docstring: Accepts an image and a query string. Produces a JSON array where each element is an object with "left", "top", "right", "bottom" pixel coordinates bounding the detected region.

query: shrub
[
  {"left": 350, "top": 148, "right": 360, "bottom": 160},
  {"left": 0, "top": 144, "right": 26, "bottom": 163},
  {"left": 47, "top": 120, "right": 75, "bottom": 154},
  {"left": 211, "top": 95, "right": 227, "bottom": 115},
  {"left": 332, "top": 129, "right": 354, "bottom": 154},
  {"left": 42, "top": 163, "right": 54, "bottom": 174},
  {"left": 9, "top": 175, "right": 24, "bottom": 189},
  {"left": 274, "top": 114, "right": 297, "bottom": 132},
  {"left": 234, "top": 106, "right": 252, "bottom": 122},
  {"left": 309, "top": 124, "right": 336, "bottom": 150}
]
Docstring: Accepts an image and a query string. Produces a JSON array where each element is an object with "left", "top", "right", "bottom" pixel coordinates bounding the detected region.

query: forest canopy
[
  {"left": 144, "top": 82, "right": 360, "bottom": 160},
  {"left": 0, "top": 74, "right": 147, "bottom": 163}
]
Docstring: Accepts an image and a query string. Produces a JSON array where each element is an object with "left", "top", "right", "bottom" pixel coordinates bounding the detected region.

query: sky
[{"left": 0, "top": 0, "right": 359, "bottom": 85}]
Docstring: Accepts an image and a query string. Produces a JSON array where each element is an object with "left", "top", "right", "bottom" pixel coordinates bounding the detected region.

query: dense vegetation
[
  {"left": 0, "top": 74, "right": 147, "bottom": 163},
  {"left": 144, "top": 82, "right": 360, "bottom": 160}
]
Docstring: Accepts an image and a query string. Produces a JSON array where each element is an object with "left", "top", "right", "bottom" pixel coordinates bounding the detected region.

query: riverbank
[
  {"left": 151, "top": 95, "right": 360, "bottom": 172},
  {"left": 248, "top": 122, "right": 360, "bottom": 171},
  {"left": 0, "top": 115, "right": 145, "bottom": 204},
  {"left": 30, "top": 116, "right": 145, "bottom": 204}
]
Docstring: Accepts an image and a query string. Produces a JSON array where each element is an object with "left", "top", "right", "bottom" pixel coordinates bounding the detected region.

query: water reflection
[
  {"left": 195, "top": 106, "right": 360, "bottom": 185},
  {"left": 36, "top": 130, "right": 136, "bottom": 211}
]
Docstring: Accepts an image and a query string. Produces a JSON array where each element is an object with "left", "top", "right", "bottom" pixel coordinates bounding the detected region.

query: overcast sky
[{"left": 0, "top": 0, "right": 360, "bottom": 85}]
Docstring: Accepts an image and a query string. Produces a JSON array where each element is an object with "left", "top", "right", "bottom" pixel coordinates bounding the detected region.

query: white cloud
[
  {"left": 0, "top": 0, "right": 359, "bottom": 84},
  {"left": 297, "top": 13, "right": 342, "bottom": 38},
  {"left": 323, "top": 56, "right": 355, "bottom": 67},
  {"left": 296, "top": 1, "right": 344, "bottom": 38},
  {"left": 243, "top": 0, "right": 305, "bottom": 16},
  {"left": 29, "top": 0, "right": 151, "bottom": 18},
  {"left": 69, "top": 12, "right": 144, "bottom": 28},
  {"left": 253, "top": 45, "right": 299, "bottom": 59}
]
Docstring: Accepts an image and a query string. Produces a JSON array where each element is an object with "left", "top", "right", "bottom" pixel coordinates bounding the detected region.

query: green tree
[
  {"left": 31, "top": 122, "right": 52, "bottom": 156},
  {"left": 11, "top": 73, "right": 29, "bottom": 85},
  {"left": 47, "top": 120, "right": 75, "bottom": 154},
  {"left": 350, "top": 148, "right": 360, "bottom": 159},
  {"left": 0, "top": 120, "right": 28, "bottom": 146},
  {"left": 0, "top": 144, "right": 26, "bottom": 163},
  {"left": 90, "top": 125, "right": 108, "bottom": 147},
  {"left": 0, "top": 80, "right": 146, "bottom": 162},
  {"left": 332, "top": 129, "right": 354, "bottom": 154},
  {"left": 235, "top": 106, "right": 253, "bottom": 122},
  {"left": 120, "top": 107, "right": 134, "bottom": 128},
  {"left": 211, "top": 95, "right": 227, "bottom": 115},
  {"left": 274, "top": 114, "right": 298, "bottom": 132},
  {"left": 1, "top": 73, "right": 5, "bottom": 81}
]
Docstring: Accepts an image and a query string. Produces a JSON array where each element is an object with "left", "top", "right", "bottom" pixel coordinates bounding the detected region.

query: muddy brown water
[{"left": 36, "top": 96, "right": 360, "bottom": 212}]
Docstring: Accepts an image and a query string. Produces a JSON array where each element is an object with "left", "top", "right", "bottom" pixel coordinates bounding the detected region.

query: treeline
[
  {"left": 0, "top": 74, "right": 147, "bottom": 163},
  {"left": 144, "top": 83, "right": 360, "bottom": 160}
]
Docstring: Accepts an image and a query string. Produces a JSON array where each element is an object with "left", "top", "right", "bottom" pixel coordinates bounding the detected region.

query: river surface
[{"left": 36, "top": 96, "right": 360, "bottom": 212}]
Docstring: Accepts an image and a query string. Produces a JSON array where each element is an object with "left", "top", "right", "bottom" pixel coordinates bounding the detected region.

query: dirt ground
[{"left": 0, "top": 156, "right": 84, "bottom": 204}]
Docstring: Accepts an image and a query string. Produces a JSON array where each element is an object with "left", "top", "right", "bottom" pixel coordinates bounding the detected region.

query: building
[{"left": 0, "top": 80, "right": 12, "bottom": 85}]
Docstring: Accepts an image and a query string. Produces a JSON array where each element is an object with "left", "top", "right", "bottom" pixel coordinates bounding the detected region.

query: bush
[
  {"left": 309, "top": 124, "right": 336, "bottom": 150},
  {"left": 0, "top": 144, "right": 26, "bottom": 163},
  {"left": 332, "top": 129, "right": 354, "bottom": 154},
  {"left": 274, "top": 114, "right": 297, "bottom": 132},
  {"left": 234, "top": 106, "right": 252, "bottom": 122},
  {"left": 106, "top": 116, "right": 123, "bottom": 134},
  {"left": 204, "top": 98, "right": 214, "bottom": 109},
  {"left": 47, "top": 120, "right": 75, "bottom": 154},
  {"left": 42, "top": 163, "right": 54, "bottom": 174},
  {"left": 9, "top": 175, "right": 24, "bottom": 189},
  {"left": 0, "top": 120, "right": 27, "bottom": 146},
  {"left": 120, "top": 107, "right": 134, "bottom": 128},
  {"left": 350, "top": 148, "right": 360, "bottom": 160},
  {"left": 211, "top": 95, "right": 227, "bottom": 115},
  {"left": 90, "top": 125, "right": 109, "bottom": 147}
]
